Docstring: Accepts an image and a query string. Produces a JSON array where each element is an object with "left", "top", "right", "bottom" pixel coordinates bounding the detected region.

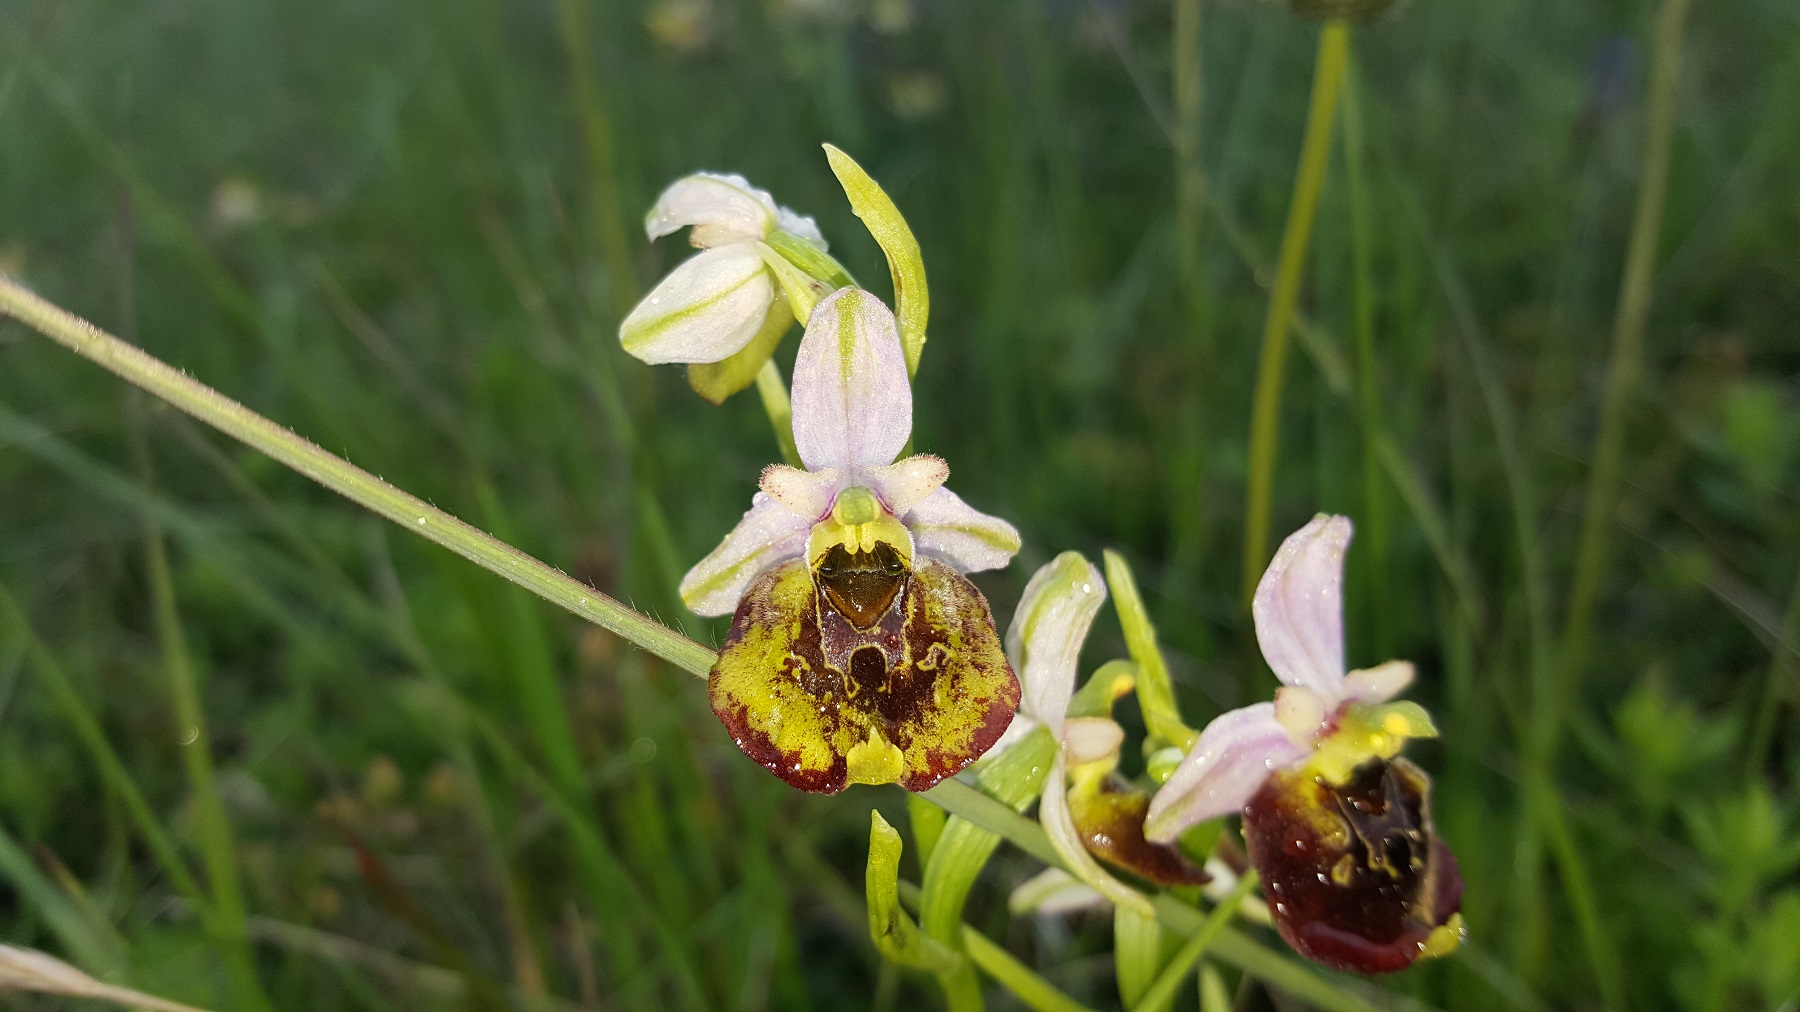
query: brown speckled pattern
[
  {"left": 1244, "top": 757, "right": 1463, "bottom": 974},
  {"left": 709, "top": 558, "right": 1020, "bottom": 793}
]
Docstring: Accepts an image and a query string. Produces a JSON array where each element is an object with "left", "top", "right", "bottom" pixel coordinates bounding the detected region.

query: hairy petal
[
  {"left": 645, "top": 172, "right": 776, "bottom": 243},
  {"left": 759, "top": 464, "right": 843, "bottom": 522},
  {"left": 865, "top": 455, "right": 949, "bottom": 516},
  {"left": 1005, "top": 552, "right": 1107, "bottom": 729},
  {"left": 1254, "top": 514, "right": 1352, "bottom": 701},
  {"left": 790, "top": 289, "right": 912, "bottom": 471},
  {"left": 679, "top": 493, "right": 810, "bottom": 616},
  {"left": 903, "top": 487, "right": 1021, "bottom": 574},
  {"left": 620, "top": 245, "right": 774, "bottom": 364},
  {"left": 1042, "top": 752, "right": 1155, "bottom": 917},
  {"left": 1144, "top": 703, "right": 1309, "bottom": 844}
]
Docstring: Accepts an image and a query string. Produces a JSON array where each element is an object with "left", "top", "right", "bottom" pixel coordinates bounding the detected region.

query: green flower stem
[
  {"left": 1131, "top": 872, "right": 1258, "bottom": 1012},
  {"left": 0, "top": 275, "right": 718, "bottom": 679},
  {"left": 756, "top": 359, "right": 802, "bottom": 468},
  {"left": 1240, "top": 19, "right": 1350, "bottom": 607},
  {"left": 1340, "top": 50, "right": 1394, "bottom": 656},
  {"left": 1173, "top": 0, "right": 1206, "bottom": 337}
]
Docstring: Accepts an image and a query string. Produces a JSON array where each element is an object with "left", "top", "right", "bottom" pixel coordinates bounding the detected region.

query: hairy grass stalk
[{"left": 0, "top": 275, "right": 717, "bottom": 678}]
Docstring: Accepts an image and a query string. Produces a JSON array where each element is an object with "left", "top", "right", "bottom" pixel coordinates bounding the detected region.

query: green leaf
[
  {"left": 1115, "top": 904, "right": 1170, "bottom": 1011},
  {"left": 822, "top": 144, "right": 929, "bottom": 376},
  {"left": 908, "top": 793, "right": 948, "bottom": 867},
  {"left": 1102, "top": 551, "right": 1197, "bottom": 750},
  {"left": 867, "top": 811, "right": 963, "bottom": 974},
  {"left": 921, "top": 729, "right": 1057, "bottom": 944}
]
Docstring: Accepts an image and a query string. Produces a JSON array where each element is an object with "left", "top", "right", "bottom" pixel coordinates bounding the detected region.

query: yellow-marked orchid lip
[
  {"left": 708, "top": 558, "right": 1019, "bottom": 794},
  {"left": 806, "top": 510, "right": 913, "bottom": 573},
  {"left": 846, "top": 725, "right": 906, "bottom": 785}
]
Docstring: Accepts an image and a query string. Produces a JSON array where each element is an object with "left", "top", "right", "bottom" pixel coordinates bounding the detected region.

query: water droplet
[
  {"left": 416, "top": 517, "right": 427, "bottom": 525},
  {"left": 179, "top": 725, "right": 200, "bottom": 746},
  {"left": 630, "top": 737, "right": 657, "bottom": 763}
]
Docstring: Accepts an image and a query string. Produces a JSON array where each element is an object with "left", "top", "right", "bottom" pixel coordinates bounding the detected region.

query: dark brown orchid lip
[
  {"left": 1068, "top": 775, "right": 1210, "bottom": 887},
  {"left": 1244, "top": 756, "right": 1464, "bottom": 974},
  {"left": 815, "top": 542, "right": 908, "bottom": 628},
  {"left": 708, "top": 556, "right": 1020, "bottom": 794}
]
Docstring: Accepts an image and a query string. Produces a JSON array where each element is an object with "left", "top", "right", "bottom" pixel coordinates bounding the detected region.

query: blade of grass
[
  {"left": 0, "top": 824, "right": 127, "bottom": 977},
  {"left": 0, "top": 590, "right": 212, "bottom": 924},
  {"left": 130, "top": 410, "right": 272, "bottom": 1012},
  {"left": 1560, "top": 0, "right": 1695, "bottom": 719},
  {"left": 1747, "top": 569, "right": 1800, "bottom": 771},
  {"left": 1546, "top": 1, "right": 1694, "bottom": 1005},
  {"left": 551, "top": 0, "right": 638, "bottom": 318},
  {"left": 1241, "top": 19, "right": 1350, "bottom": 607}
]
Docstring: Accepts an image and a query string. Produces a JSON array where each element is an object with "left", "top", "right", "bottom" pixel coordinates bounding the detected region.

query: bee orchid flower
[
  {"left": 1143, "top": 515, "right": 1464, "bottom": 973},
  {"left": 621, "top": 172, "right": 836, "bottom": 402},
  {"left": 1001, "top": 553, "right": 1208, "bottom": 919},
  {"left": 692, "top": 287, "right": 1023, "bottom": 794}
]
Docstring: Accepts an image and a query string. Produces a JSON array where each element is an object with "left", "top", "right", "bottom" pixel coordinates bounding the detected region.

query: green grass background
[{"left": 1, "top": 0, "right": 1797, "bottom": 1009}]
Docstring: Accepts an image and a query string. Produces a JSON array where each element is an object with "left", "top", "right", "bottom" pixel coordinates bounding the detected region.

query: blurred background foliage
[{"left": 0, "top": 0, "right": 1797, "bottom": 1009}]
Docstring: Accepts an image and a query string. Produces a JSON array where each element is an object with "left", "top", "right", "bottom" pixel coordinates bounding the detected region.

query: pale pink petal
[
  {"left": 619, "top": 245, "right": 775, "bottom": 364},
  {"left": 1004, "top": 552, "right": 1106, "bottom": 729},
  {"left": 903, "top": 487, "right": 1020, "bottom": 574},
  {"left": 790, "top": 288, "right": 912, "bottom": 471},
  {"left": 1342, "top": 660, "right": 1415, "bottom": 704},
  {"left": 1143, "top": 703, "right": 1308, "bottom": 844},
  {"left": 678, "top": 494, "right": 809, "bottom": 617},
  {"left": 1042, "top": 752, "right": 1154, "bottom": 917},
  {"left": 864, "top": 455, "right": 948, "bottom": 516},
  {"left": 758, "top": 464, "right": 843, "bottom": 522},
  {"left": 645, "top": 172, "right": 776, "bottom": 244},
  {"left": 1253, "top": 514, "right": 1352, "bottom": 701}
]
